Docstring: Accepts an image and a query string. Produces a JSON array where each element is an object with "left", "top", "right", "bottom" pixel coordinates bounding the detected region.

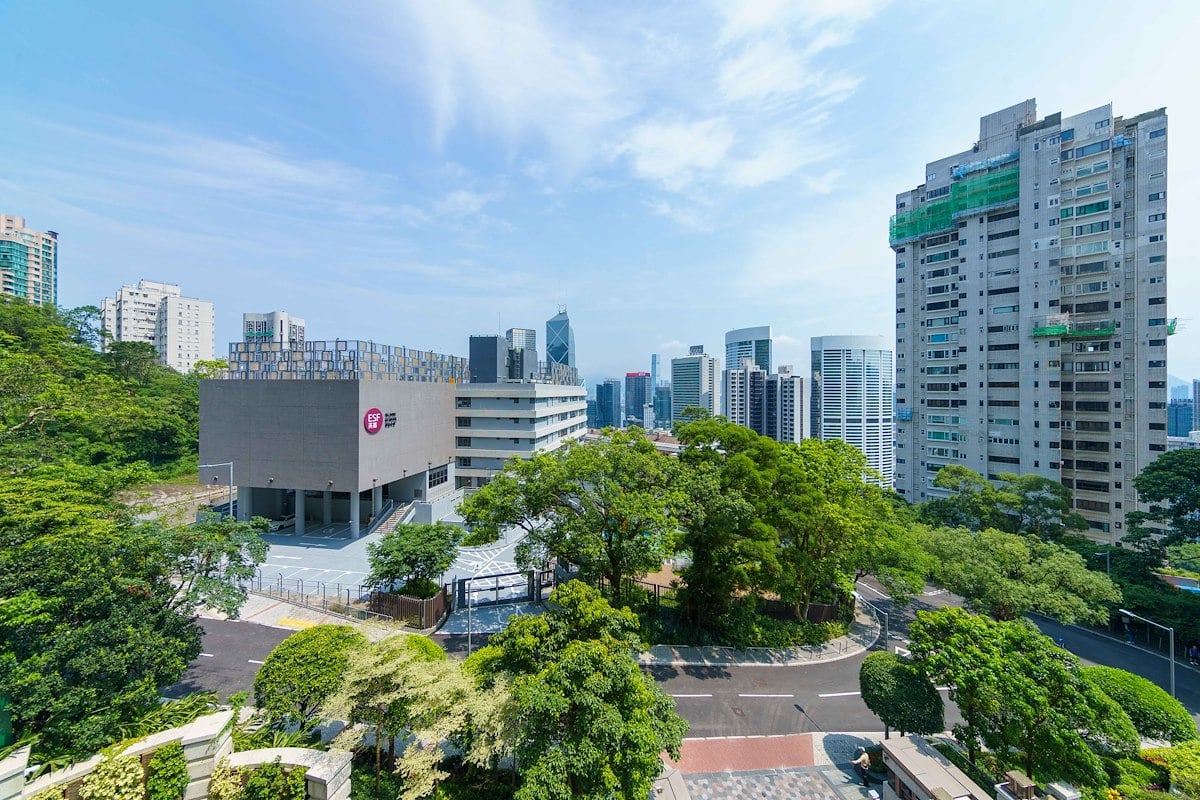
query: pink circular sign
[{"left": 363, "top": 407, "right": 384, "bottom": 434}]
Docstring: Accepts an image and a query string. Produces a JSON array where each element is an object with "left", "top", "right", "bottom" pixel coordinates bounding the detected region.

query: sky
[{"left": 2, "top": 0, "right": 1197, "bottom": 389}]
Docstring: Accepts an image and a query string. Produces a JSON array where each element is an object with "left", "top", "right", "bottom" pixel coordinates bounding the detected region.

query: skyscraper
[
  {"left": 650, "top": 354, "right": 660, "bottom": 390},
  {"left": 546, "top": 306, "right": 575, "bottom": 369},
  {"left": 723, "top": 358, "right": 767, "bottom": 434},
  {"left": 654, "top": 385, "right": 672, "bottom": 427},
  {"left": 725, "top": 326, "right": 773, "bottom": 374},
  {"left": 596, "top": 380, "right": 622, "bottom": 429},
  {"left": 671, "top": 345, "right": 720, "bottom": 423},
  {"left": 243, "top": 311, "right": 306, "bottom": 346},
  {"left": 1, "top": 214, "right": 57, "bottom": 307},
  {"left": 891, "top": 99, "right": 1168, "bottom": 542},
  {"left": 766, "top": 366, "right": 804, "bottom": 443},
  {"left": 625, "top": 372, "right": 651, "bottom": 422},
  {"left": 468, "top": 335, "right": 509, "bottom": 383},
  {"left": 1168, "top": 398, "right": 1194, "bottom": 437},
  {"left": 506, "top": 327, "right": 538, "bottom": 367},
  {"left": 101, "top": 279, "right": 215, "bottom": 372},
  {"left": 811, "top": 336, "right": 893, "bottom": 486}
]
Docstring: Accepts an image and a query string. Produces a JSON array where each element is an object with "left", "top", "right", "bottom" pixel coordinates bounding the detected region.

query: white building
[
  {"left": 671, "top": 345, "right": 721, "bottom": 423},
  {"left": 724, "top": 357, "right": 805, "bottom": 444},
  {"left": 101, "top": 279, "right": 215, "bottom": 372},
  {"left": 243, "top": 311, "right": 305, "bottom": 346},
  {"left": 1, "top": 214, "right": 57, "bottom": 307},
  {"left": 725, "top": 325, "right": 772, "bottom": 373},
  {"left": 892, "top": 100, "right": 1168, "bottom": 542},
  {"left": 811, "top": 335, "right": 894, "bottom": 486},
  {"left": 768, "top": 366, "right": 804, "bottom": 443},
  {"left": 454, "top": 381, "right": 587, "bottom": 488}
]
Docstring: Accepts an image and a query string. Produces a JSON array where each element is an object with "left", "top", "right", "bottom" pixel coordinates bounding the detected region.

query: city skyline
[{"left": 1, "top": 2, "right": 1196, "bottom": 381}]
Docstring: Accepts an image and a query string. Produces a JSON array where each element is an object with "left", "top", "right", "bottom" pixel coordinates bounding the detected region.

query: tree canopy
[
  {"left": 1082, "top": 665, "right": 1197, "bottom": 744},
  {"left": 1126, "top": 449, "right": 1200, "bottom": 547},
  {"left": 366, "top": 522, "right": 462, "bottom": 596},
  {"left": 859, "top": 651, "right": 944, "bottom": 739},
  {"left": 254, "top": 625, "right": 367, "bottom": 732}
]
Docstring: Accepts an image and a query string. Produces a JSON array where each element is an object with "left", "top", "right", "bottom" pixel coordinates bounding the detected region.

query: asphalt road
[{"left": 164, "top": 618, "right": 293, "bottom": 700}]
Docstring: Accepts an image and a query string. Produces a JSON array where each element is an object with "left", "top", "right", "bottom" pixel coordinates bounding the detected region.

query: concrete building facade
[
  {"left": 725, "top": 325, "right": 773, "bottom": 373},
  {"left": 891, "top": 99, "right": 1169, "bottom": 541},
  {"left": 671, "top": 345, "right": 721, "bottom": 423},
  {"left": 811, "top": 335, "right": 893, "bottom": 485},
  {"left": 766, "top": 365, "right": 804, "bottom": 443},
  {"left": 723, "top": 358, "right": 767, "bottom": 434},
  {"left": 101, "top": 279, "right": 215, "bottom": 372},
  {"left": 0, "top": 214, "right": 57, "bottom": 307},
  {"left": 244, "top": 311, "right": 305, "bottom": 346}
]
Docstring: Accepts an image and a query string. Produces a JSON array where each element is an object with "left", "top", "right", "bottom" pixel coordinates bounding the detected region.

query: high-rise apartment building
[
  {"left": 1, "top": 215, "right": 57, "bottom": 307},
  {"left": 671, "top": 345, "right": 720, "bottom": 423},
  {"left": 546, "top": 307, "right": 575, "bottom": 369},
  {"left": 101, "top": 279, "right": 215, "bottom": 372},
  {"left": 723, "top": 358, "right": 767, "bottom": 434},
  {"left": 766, "top": 366, "right": 804, "bottom": 443},
  {"left": 725, "top": 326, "right": 773, "bottom": 373},
  {"left": 811, "top": 336, "right": 893, "bottom": 486},
  {"left": 891, "top": 100, "right": 1168, "bottom": 542},
  {"left": 596, "top": 379, "right": 622, "bottom": 429},
  {"left": 243, "top": 311, "right": 306, "bottom": 346},
  {"left": 625, "top": 372, "right": 652, "bottom": 422}
]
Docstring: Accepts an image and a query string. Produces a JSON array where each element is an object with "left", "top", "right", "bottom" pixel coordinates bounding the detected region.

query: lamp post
[
  {"left": 1093, "top": 549, "right": 1111, "bottom": 577},
  {"left": 1120, "top": 608, "right": 1175, "bottom": 697},
  {"left": 200, "top": 462, "right": 234, "bottom": 518}
]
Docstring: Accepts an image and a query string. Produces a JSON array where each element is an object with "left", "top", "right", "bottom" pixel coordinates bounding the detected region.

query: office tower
[
  {"left": 1194, "top": 380, "right": 1200, "bottom": 433},
  {"left": 654, "top": 385, "right": 672, "bottom": 427},
  {"left": 1, "top": 215, "right": 57, "bottom": 307},
  {"left": 469, "top": 335, "right": 509, "bottom": 383},
  {"left": 671, "top": 345, "right": 720, "bottom": 423},
  {"left": 596, "top": 380, "right": 622, "bottom": 429},
  {"left": 506, "top": 327, "right": 537, "bottom": 357},
  {"left": 892, "top": 100, "right": 1168, "bottom": 541},
  {"left": 811, "top": 336, "right": 893, "bottom": 486},
  {"left": 1168, "top": 398, "right": 1194, "bottom": 437},
  {"left": 723, "top": 358, "right": 768, "bottom": 434},
  {"left": 725, "top": 326, "right": 773, "bottom": 373},
  {"left": 586, "top": 398, "right": 599, "bottom": 429},
  {"left": 546, "top": 306, "right": 575, "bottom": 368},
  {"left": 766, "top": 366, "right": 804, "bottom": 443},
  {"left": 651, "top": 354, "right": 659, "bottom": 390},
  {"left": 243, "top": 311, "right": 306, "bottom": 346},
  {"left": 1170, "top": 384, "right": 1190, "bottom": 401},
  {"left": 625, "top": 372, "right": 652, "bottom": 422},
  {"left": 506, "top": 326, "right": 538, "bottom": 376},
  {"left": 101, "top": 279, "right": 215, "bottom": 372}
]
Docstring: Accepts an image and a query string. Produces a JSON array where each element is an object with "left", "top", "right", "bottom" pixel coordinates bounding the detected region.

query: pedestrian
[
  {"left": 1188, "top": 643, "right": 1200, "bottom": 666},
  {"left": 853, "top": 746, "right": 872, "bottom": 787}
]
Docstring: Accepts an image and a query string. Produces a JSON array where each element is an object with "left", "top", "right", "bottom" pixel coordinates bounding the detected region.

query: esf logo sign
[{"left": 363, "top": 408, "right": 397, "bottom": 434}]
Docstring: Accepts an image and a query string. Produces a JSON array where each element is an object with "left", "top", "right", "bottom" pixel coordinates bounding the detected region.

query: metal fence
[{"left": 247, "top": 572, "right": 393, "bottom": 624}]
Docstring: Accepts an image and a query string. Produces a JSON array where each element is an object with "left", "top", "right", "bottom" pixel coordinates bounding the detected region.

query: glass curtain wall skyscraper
[
  {"left": 725, "top": 326, "right": 772, "bottom": 374},
  {"left": 891, "top": 99, "right": 1168, "bottom": 542},
  {"left": 811, "top": 336, "right": 893, "bottom": 486},
  {"left": 596, "top": 379, "right": 622, "bottom": 429},
  {"left": 546, "top": 307, "right": 575, "bottom": 368}
]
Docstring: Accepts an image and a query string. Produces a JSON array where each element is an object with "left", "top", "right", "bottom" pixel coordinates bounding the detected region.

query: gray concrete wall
[{"left": 201, "top": 380, "right": 455, "bottom": 493}]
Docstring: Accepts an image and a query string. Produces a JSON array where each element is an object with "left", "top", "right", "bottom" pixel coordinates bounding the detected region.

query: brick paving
[{"left": 683, "top": 767, "right": 879, "bottom": 800}]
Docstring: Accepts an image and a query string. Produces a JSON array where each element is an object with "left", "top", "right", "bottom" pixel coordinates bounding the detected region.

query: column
[
  {"left": 295, "top": 491, "right": 306, "bottom": 536},
  {"left": 237, "top": 487, "right": 252, "bottom": 521},
  {"left": 372, "top": 485, "right": 382, "bottom": 516},
  {"left": 349, "top": 491, "right": 361, "bottom": 539},
  {"left": 323, "top": 490, "right": 332, "bottom": 525}
]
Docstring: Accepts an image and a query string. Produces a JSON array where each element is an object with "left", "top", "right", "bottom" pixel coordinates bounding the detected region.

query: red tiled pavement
[{"left": 668, "top": 734, "right": 815, "bottom": 774}]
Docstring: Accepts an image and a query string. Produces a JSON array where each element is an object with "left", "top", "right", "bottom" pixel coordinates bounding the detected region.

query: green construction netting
[{"left": 890, "top": 164, "right": 1020, "bottom": 244}]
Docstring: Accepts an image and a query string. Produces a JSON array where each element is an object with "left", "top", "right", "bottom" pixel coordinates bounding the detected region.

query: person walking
[
  {"left": 1188, "top": 643, "right": 1200, "bottom": 666},
  {"left": 853, "top": 746, "right": 872, "bottom": 787}
]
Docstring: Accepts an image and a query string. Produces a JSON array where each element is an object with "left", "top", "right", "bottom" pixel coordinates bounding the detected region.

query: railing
[
  {"left": 364, "top": 499, "right": 398, "bottom": 536},
  {"left": 247, "top": 572, "right": 394, "bottom": 624}
]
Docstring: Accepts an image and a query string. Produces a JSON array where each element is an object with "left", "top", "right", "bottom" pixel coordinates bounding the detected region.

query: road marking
[
  {"left": 738, "top": 693, "right": 794, "bottom": 698},
  {"left": 671, "top": 693, "right": 714, "bottom": 698},
  {"left": 854, "top": 581, "right": 889, "bottom": 599},
  {"left": 818, "top": 691, "right": 862, "bottom": 698},
  {"left": 276, "top": 556, "right": 302, "bottom": 560},
  {"left": 277, "top": 617, "right": 320, "bottom": 630},
  {"left": 248, "top": 659, "right": 265, "bottom": 665},
  {"left": 199, "top": 653, "right": 214, "bottom": 658}
]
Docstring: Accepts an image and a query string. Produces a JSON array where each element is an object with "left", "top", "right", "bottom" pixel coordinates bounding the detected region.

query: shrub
[
  {"left": 254, "top": 625, "right": 366, "bottom": 730},
  {"left": 243, "top": 758, "right": 306, "bottom": 800},
  {"left": 208, "top": 760, "right": 244, "bottom": 800},
  {"left": 78, "top": 755, "right": 143, "bottom": 800},
  {"left": 1083, "top": 666, "right": 1196, "bottom": 744},
  {"left": 146, "top": 741, "right": 190, "bottom": 800}
]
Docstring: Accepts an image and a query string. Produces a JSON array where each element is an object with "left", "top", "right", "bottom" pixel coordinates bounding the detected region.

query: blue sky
[{"left": 2, "top": 0, "right": 1197, "bottom": 386}]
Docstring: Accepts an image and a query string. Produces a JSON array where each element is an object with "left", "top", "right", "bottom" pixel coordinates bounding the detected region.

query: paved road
[{"left": 164, "top": 618, "right": 292, "bottom": 700}]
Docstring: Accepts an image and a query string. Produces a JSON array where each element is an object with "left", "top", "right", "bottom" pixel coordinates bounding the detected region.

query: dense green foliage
[
  {"left": 242, "top": 758, "right": 307, "bottom": 800},
  {"left": 367, "top": 523, "right": 463, "bottom": 596},
  {"left": 910, "top": 608, "right": 1139, "bottom": 789},
  {"left": 1082, "top": 666, "right": 1196, "bottom": 744},
  {"left": 467, "top": 582, "right": 687, "bottom": 800},
  {"left": 78, "top": 754, "right": 143, "bottom": 800},
  {"left": 919, "top": 466, "right": 1086, "bottom": 538},
  {"left": 1126, "top": 449, "right": 1200, "bottom": 548},
  {"left": 0, "top": 299, "right": 265, "bottom": 761},
  {"left": 145, "top": 741, "right": 190, "bottom": 800},
  {"left": 858, "top": 651, "right": 944, "bottom": 738},
  {"left": 1145, "top": 741, "right": 1200, "bottom": 797},
  {"left": 254, "top": 625, "right": 367, "bottom": 732}
]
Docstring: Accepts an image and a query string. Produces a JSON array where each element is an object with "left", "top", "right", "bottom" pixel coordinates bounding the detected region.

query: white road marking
[
  {"left": 671, "top": 693, "right": 714, "bottom": 698},
  {"left": 818, "top": 690, "right": 862, "bottom": 698},
  {"left": 276, "top": 556, "right": 302, "bottom": 560},
  {"left": 199, "top": 653, "right": 214, "bottom": 658},
  {"left": 738, "top": 693, "right": 794, "bottom": 698},
  {"left": 854, "top": 581, "right": 889, "bottom": 599},
  {"left": 248, "top": 659, "right": 264, "bottom": 665}
]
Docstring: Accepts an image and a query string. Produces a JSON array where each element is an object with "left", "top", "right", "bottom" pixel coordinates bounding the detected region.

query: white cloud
[
  {"left": 434, "top": 190, "right": 494, "bottom": 217},
  {"left": 617, "top": 118, "right": 735, "bottom": 191},
  {"left": 642, "top": 197, "right": 714, "bottom": 232}
]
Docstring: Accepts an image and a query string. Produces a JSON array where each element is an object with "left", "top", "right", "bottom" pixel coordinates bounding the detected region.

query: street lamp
[
  {"left": 199, "top": 462, "right": 234, "bottom": 518},
  {"left": 1093, "top": 550, "right": 1111, "bottom": 577},
  {"left": 1120, "top": 608, "right": 1174, "bottom": 697}
]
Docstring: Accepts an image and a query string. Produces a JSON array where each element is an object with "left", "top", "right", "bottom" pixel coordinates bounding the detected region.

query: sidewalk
[
  {"left": 199, "top": 594, "right": 399, "bottom": 641},
  {"left": 638, "top": 609, "right": 881, "bottom": 667}
]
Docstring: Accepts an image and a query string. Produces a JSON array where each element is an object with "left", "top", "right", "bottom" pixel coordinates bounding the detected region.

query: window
[
  {"left": 455, "top": 397, "right": 472, "bottom": 408},
  {"left": 1148, "top": 127, "right": 1165, "bottom": 139},
  {"left": 1149, "top": 255, "right": 1165, "bottom": 264},
  {"left": 1148, "top": 213, "right": 1166, "bottom": 223},
  {"left": 428, "top": 465, "right": 449, "bottom": 488},
  {"left": 1148, "top": 191, "right": 1165, "bottom": 202},
  {"left": 1074, "top": 221, "right": 1109, "bottom": 236},
  {"left": 1074, "top": 200, "right": 1109, "bottom": 216},
  {"left": 1076, "top": 140, "right": 1110, "bottom": 157},
  {"left": 456, "top": 437, "right": 472, "bottom": 447},
  {"left": 992, "top": 305, "right": 1018, "bottom": 314},
  {"left": 1148, "top": 297, "right": 1166, "bottom": 306}
]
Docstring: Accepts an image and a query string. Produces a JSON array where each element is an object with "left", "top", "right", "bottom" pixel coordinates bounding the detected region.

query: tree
[
  {"left": 921, "top": 526, "right": 1121, "bottom": 624},
  {"left": 997, "top": 473, "right": 1087, "bottom": 540},
  {"left": 145, "top": 515, "right": 270, "bottom": 617},
  {"left": 918, "top": 465, "right": 1014, "bottom": 531},
  {"left": 467, "top": 581, "right": 687, "bottom": 800},
  {"left": 1082, "top": 666, "right": 1197, "bottom": 744},
  {"left": 254, "top": 625, "right": 366, "bottom": 731},
  {"left": 1127, "top": 449, "right": 1200, "bottom": 546},
  {"left": 366, "top": 522, "right": 462, "bottom": 597},
  {"left": 858, "top": 651, "right": 944, "bottom": 739},
  {"left": 459, "top": 429, "right": 686, "bottom": 597}
]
